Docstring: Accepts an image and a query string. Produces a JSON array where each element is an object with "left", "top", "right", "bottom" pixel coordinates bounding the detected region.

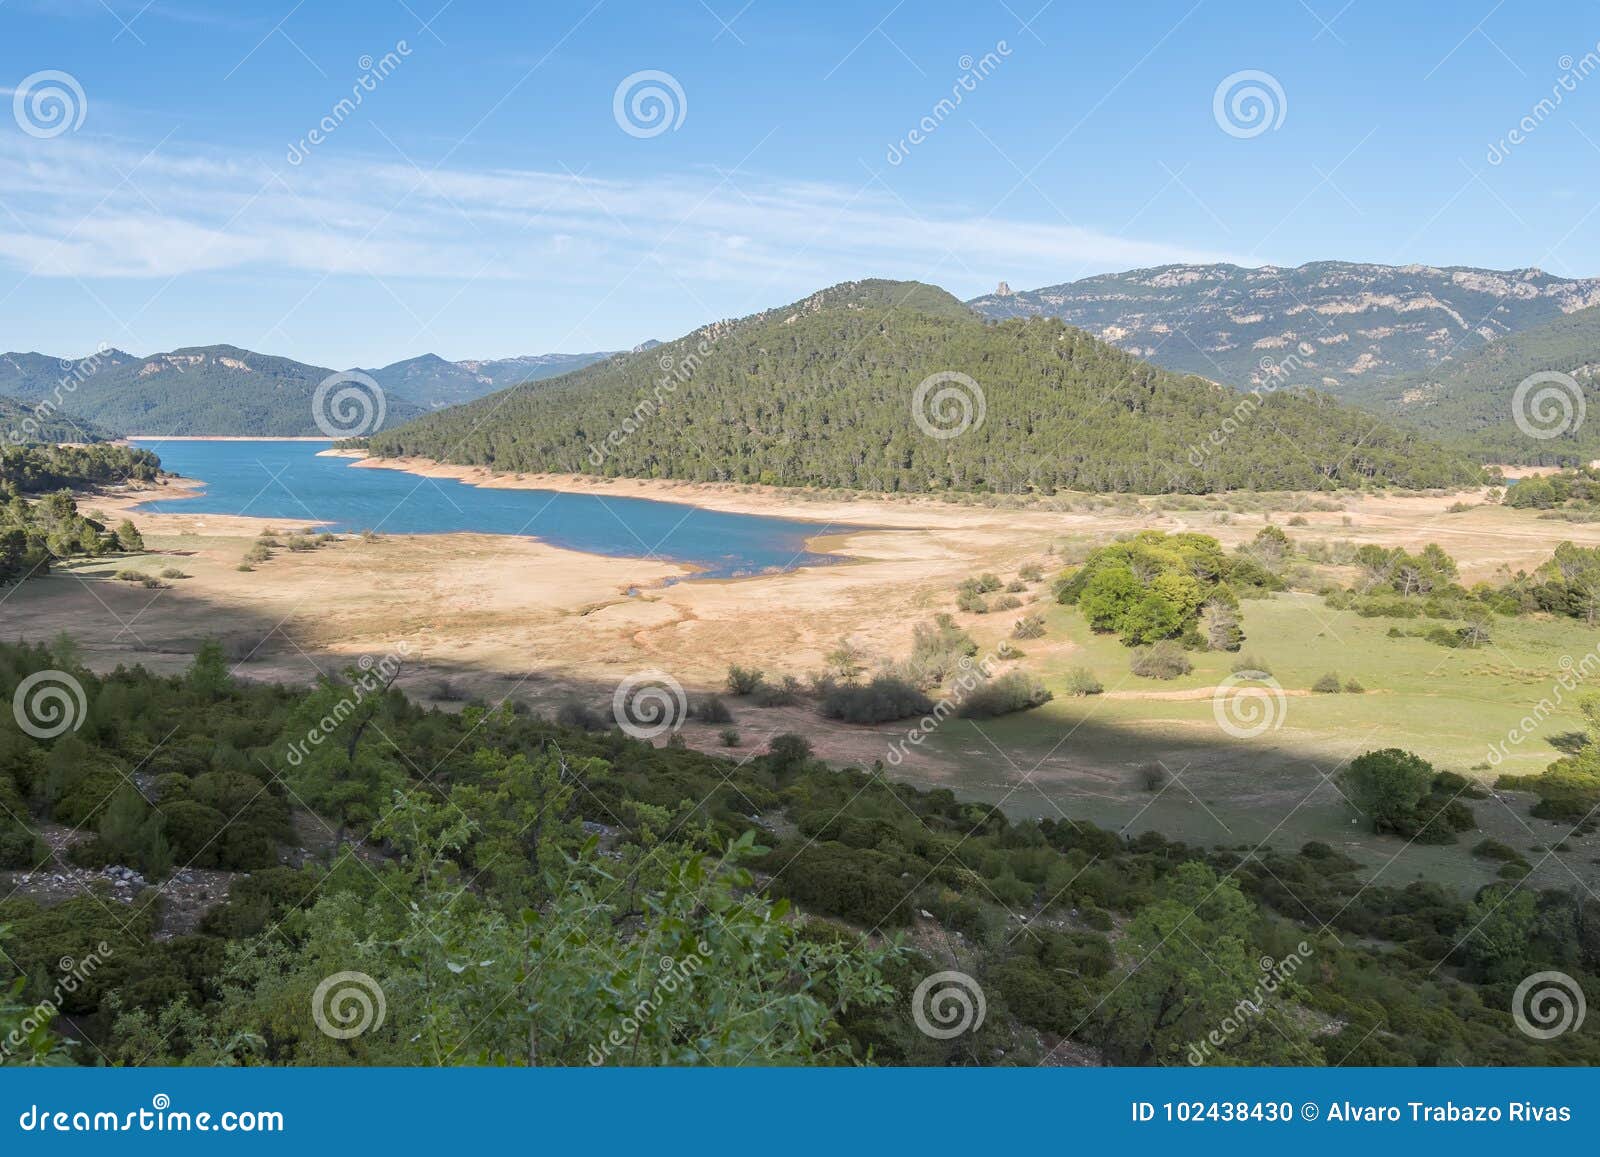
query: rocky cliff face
[{"left": 968, "top": 261, "right": 1600, "bottom": 394}]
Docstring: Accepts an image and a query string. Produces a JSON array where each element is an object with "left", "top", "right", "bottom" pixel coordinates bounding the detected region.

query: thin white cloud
[{"left": 0, "top": 135, "right": 1252, "bottom": 292}]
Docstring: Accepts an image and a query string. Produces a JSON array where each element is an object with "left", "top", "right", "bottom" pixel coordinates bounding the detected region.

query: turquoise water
[{"left": 131, "top": 440, "right": 850, "bottom": 580}]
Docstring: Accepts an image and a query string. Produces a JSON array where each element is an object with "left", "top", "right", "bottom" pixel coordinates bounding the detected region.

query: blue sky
[{"left": 1, "top": 0, "right": 1598, "bottom": 366}]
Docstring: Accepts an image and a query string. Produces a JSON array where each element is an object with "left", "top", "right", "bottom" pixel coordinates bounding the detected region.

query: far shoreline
[{"left": 124, "top": 435, "right": 335, "bottom": 442}]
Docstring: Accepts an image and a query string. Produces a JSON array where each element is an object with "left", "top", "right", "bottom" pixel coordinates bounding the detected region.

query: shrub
[
  {"left": 906, "top": 615, "right": 979, "bottom": 687},
  {"left": 1312, "top": 672, "right": 1343, "bottom": 693},
  {"left": 1018, "top": 563, "right": 1043, "bottom": 582},
  {"left": 1005, "top": 579, "right": 1027, "bottom": 593},
  {"left": 694, "top": 697, "right": 734, "bottom": 724},
  {"left": 1288, "top": 515, "right": 1309, "bottom": 526},
  {"left": 1012, "top": 613, "right": 1046, "bottom": 639},
  {"left": 1064, "top": 667, "right": 1103, "bottom": 696},
  {"left": 1343, "top": 677, "right": 1365, "bottom": 694},
  {"left": 957, "top": 672, "right": 1053, "bottom": 718},
  {"left": 767, "top": 733, "right": 814, "bottom": 772},
  {"left": 160, "top": 568, "right": 188, "bottom": 579},
  {"left": 555, "top": 699, "right": 605, "bottom": 730},
  {"left": 1472, "top": 838, "right": 1525, "bottom": 864},
  {"left": 0, "top": 826, "right": 44, "bottom": 869},
  {"left": 753, "top": 675, "right": 802, "bottom": 707},
  {"left": 1130, "top": 642, "right": 1191, "bottom": 680},
  {"left": 766, "top": 843, "right": 911, "bottom": 927},
  {"left": 1138, "top": 764, "right": 1167, "bottom": 792},
  {"left": 993, "top": 594, "right": 1023, "bottom": 611},
  {"left": 820, "top": 676, "right": 934, "bottom": 724},
  {"left": 957, "top": 589, "right": 988, "bottom": 614},
  {"left": 1230, "top": 655, "right": 1270, "bottom": 676},
  {"left": 719, "top": 728, "right": 741, "bottom": 747},
  {"left": 726, "top": 665, "right": 764, "bottom": 695}
]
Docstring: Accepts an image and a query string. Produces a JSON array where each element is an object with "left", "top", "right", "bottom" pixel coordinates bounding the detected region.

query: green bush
[
  {"left": 694, "top": 697, "right": 733, "bottom": 724},
  {"left": 1130, "top": 642, "right": 1191, "bottom": 680},
  {"left": 1313, "top": 672, "right": 1343, "bottom": 693},
  {"left": 957, "top": 672, "right": 1052, "bottom": 718},
  {"left": 1064, "top": 667, "right": 1103, "bottom": 696},
  {"left": 1012, "top": 613, "right": 1046, "bottom": 639},
  {"left": 820, "top": 676, "right": 933, "bottom": 724}
]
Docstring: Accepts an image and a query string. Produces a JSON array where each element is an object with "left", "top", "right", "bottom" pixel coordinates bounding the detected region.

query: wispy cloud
[{"left": 0, "top": 135, "right": 1250, "bottom": 295}]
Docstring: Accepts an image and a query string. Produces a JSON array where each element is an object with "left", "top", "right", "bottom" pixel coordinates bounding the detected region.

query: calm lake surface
[{"left": 131, "top": 440, "right": 849, "bottom": 580}]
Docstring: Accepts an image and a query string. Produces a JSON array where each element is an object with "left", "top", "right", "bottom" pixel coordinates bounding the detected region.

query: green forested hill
[
  {"left": 0, "top": 395, "right": 113, "bottom": 443},
  {"left": 369, "top": 280, "right": 1482, "bottom": 494},
  {"left": 0, "top": 345, "right": 428, "bottom": 437},
  {"left": 1348, "top": 304, "right": 1600, "bottom": 465}
]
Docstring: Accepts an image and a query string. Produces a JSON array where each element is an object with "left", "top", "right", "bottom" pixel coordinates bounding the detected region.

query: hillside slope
[
  {"left": 369, "top": 279, "right": 1482, "bottom": 494},
  {"left": 968, "top": 262, "right": 1600, "bottom": 395},
  {"left": 1350, "top": 303, "right": 1600, "bottom": 465},
  {"left": 0, "top": 394, "right": 113, "bottom": 443}
]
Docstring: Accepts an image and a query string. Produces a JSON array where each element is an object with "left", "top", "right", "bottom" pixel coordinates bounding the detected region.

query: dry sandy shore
[{"left": 14, "top": 453, "right": 1600, "bottom": 777}]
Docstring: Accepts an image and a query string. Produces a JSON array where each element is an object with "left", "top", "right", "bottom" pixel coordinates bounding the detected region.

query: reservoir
[{"left": 131, "top": 439, "right": 851, "bottom": 580}]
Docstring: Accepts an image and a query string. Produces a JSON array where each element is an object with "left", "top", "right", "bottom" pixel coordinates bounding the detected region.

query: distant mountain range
[
  {"left": 1347, "top": 302, "right": 1600, "bottom": 465},
  {"left": 362, "top": 351, "right": 617, "bottom": 410},
  {"left": 8, "top": 260, "right": 1600, "bottom": 469},
  {"left": 0, "top": 345, "right": 622, "bottom": 437},
  {"left": 368, "top": 279, "right": 1481, "bottom": 494},
  {"left": 968, "top": 261, "right": 1600, "bottom": 392}
]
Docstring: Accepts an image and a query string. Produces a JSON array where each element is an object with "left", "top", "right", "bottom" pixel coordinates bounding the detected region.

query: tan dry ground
[{"left": 14, "top": 458, "right": 1600, "bottom": 785}]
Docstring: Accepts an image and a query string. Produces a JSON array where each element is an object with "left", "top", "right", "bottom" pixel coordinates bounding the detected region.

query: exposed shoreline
[{"left": 126, "top": 435, "right": 336, "bottom": 442}]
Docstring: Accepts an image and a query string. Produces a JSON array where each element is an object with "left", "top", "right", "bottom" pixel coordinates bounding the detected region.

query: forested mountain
[
  {"left": 0, "top": 345, "right": 427, "bottom": 436},
  {"left": 1343, "top": 303, "right": 1600, "bottom": 466},
  {"left": 364, "top": 350, "right": 617, "bottom": 410},
  {"left": 968, "top": 262, "right": 1600, "bottom": 395},
  {"left": 368, "top": 279, "right": 1482, "bottom": 494},
  {"left": 0, "top": 345, "right": 621, "bottom": 435},
  {"left": 0, "top": 395, "right": 113, "bottom": 443}
]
